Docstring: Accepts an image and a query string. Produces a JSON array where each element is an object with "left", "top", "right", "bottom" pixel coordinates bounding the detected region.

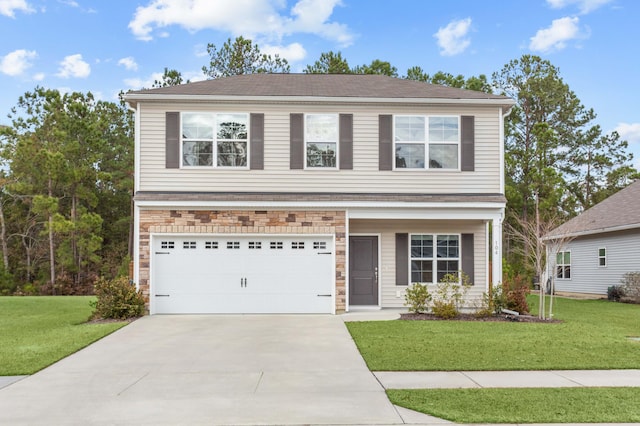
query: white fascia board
[
  {"left": 543, "top": 222, "right": 640, "bottom": 241},
  {"left": 348, "top": 207, "right": 504, "bottom": 220},
  {"left": 135, "top": 199, "right": 505, "bottom": 211},
  {"left": 124, "top": 93, "right": 515, "bottom": 108}
]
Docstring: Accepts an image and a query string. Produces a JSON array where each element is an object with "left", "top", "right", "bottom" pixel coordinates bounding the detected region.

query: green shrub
[
  {"left": 608, "top": 285, "right": 625, "bottom": 302},
  {"left": 404, "top": 282, "right": 432, "bottom": 313},
  {"left": 431, "top": 272, "right": 472, "bottom": 319},
  {"left": 620, "top": 272, "right": 640, "bottom": 304},
  {"left": 0, "top": 264, "right": 16, "bottom": 295},
  {"left": 90, "top": 276, "right": 145, "bottom": 320},
  {"left": 477, "top": 284, "right": 507, "bottom": 316}
]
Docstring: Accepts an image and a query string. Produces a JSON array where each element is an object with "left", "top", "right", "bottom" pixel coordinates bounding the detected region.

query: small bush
[
  {"left": 477, "top": 284, "right": 507, "bottom": 316},
  {"left": 607, "top": 285, "right": 625, "bottom": 302},
  {"left": 0, "top": 264, "right": 16, "bottom": 295},
  {"left": 404, "top": 282, "right": 432, "bottom": 313},
  {"left": 431, "top": 272, "right": 472, "bottom": 319},
  {"left": 620, "top": 272, "right": 640, "bottom": 304},
  {"left": 503, "top": 274, "right": 531, "bottom": 314},
  {"left": 90, "top": 276, "right": 145, "bottom": 320}
]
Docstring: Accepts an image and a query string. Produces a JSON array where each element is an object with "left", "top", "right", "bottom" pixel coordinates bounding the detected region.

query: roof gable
[{"left": 546, "top": 180, "right": 640, "bottom": 239}]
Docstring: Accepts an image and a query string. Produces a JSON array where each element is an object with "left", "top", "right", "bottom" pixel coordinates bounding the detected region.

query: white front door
[{"left": 151, "top": 236, "right": 334, "bottom": 314}]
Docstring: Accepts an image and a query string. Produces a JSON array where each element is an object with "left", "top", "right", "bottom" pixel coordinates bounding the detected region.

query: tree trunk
[
  {"left": 71, "top": 193, "right": 79, "bottom": 287},
  {"left": 48, "top": 177, "right": 56, "bottom": 292},
  {"left": 0, "top": 199, "right": 8, "bottom": 270}
]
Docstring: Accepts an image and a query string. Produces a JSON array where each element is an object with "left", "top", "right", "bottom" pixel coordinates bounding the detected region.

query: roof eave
[
  {"left": 543, "top": 222, "right": 640, "bottom": 241},
  {"left": 124, "top": 93, "right": 515, "bottom": 108}
]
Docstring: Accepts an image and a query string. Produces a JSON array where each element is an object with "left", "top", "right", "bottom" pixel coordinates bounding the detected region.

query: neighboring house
[
  {"left": 544, "top": 180, "right": 640, "bottom": 296},
  {"left": 124, "top": 74, "right": 514, "bottom": 314}
]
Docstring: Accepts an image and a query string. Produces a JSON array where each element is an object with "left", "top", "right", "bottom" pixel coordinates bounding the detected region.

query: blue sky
[{"left": 1, "top": 0, "right": 639, "bottom": 167}]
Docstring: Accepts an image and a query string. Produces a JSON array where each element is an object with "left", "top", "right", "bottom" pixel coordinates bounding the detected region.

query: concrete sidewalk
[{"left": 375, "top": 369, "right": 640, "bottom": 389}]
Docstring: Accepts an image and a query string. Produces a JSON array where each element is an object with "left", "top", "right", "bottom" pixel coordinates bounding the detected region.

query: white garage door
[{"left": 151, "top": 235, "right": 334, "bottom": 314}]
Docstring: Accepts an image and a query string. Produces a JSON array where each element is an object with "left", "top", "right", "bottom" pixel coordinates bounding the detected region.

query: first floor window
[
  {"left": 410, "top": 234, "right": 460, "bottom": 284},
  {"left": 556, "top": 251, "right": 571, "bottom": 279},
  {"left": 306, "top": 114, "right": 338, "bottom": 168},
  {"left": 598, "top": 248, "right": 606, "bottom": 267},
  {"left": 182, "top": 112, "right": 248, "bottom": 168}
]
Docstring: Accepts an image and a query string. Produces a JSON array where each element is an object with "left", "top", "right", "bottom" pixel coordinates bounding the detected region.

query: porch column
[{"left": 492, "top": 212, "right": 503, "bottom": 287}]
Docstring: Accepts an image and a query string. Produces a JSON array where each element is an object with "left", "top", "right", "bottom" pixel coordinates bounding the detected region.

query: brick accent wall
[{"left": 138, "top": 209, "right": 347, "bottom": 312}]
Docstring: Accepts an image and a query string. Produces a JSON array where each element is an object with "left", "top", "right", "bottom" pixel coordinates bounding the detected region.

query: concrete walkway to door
[{"left": 0, "top": 315, "right": 434, "bottom": 425}]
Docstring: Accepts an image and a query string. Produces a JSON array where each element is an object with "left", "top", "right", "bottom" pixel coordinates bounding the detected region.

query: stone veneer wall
[{"left": 138, "top": 209, "right": 347, "bottom": 312}]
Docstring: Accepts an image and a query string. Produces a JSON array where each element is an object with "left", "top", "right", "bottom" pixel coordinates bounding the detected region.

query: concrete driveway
[{"left": 0, "top": 315, "right": 415, "bottom": 425}]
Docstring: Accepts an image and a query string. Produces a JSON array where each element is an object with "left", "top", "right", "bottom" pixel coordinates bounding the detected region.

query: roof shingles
[
  {"left": 547, "top": 180, "right": 640, "bottom": 238},
  {"left": 126, "top": 73, "right": 511, "bottom": 101}
]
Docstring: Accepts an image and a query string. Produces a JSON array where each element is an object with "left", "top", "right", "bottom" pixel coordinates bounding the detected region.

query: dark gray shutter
[
  {"left": 461, "top": 115, "right": 475, "bottom": 172},
  {"left": 461, "top": 233, "right": 474, "bottom": 284},
  {"left": 339, "top": 114, "right": 353, "bottom": 170},
  {"left": 379, "top": 115, "right": 393, "bottom": 171},
  {"left": 165, "top": 112, "right": 180, "bottom": 169},
  {"left": 250, "top": 113, "right": 264, "bottom": 170},
  {"left": 395, "top": 233, "right": 409, "bottom": 285},
  {"left": 290, "top": 113, "right": 304, "bottom": 169}
]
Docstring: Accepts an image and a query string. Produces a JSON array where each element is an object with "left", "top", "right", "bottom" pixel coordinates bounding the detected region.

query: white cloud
[
  {"left": 262, "top": 42, "right": 306, "bottom": 62},
  {"left": 128, "top": 0, "right": 353, "bottom": 46},
  {"left": 124, "top": 72, "right": 164, "bottom": 89},
  {"left": 615, "top": 122, "right": 640, "bottom": 145},
  {"left": 118, "top": 56, "right": 138, "bottom": 71},
  {"left": 546, "top": 0, "right": 612, "bottom": 14},
  {"left": 529, "top": 16, "right": 581, "bottom": 52},
  {"left": 434, "top": 17, "right": 472, "bottom": 56},
  {"left": 56, "top": 54, "right": 91, "bottom": 78},
  {"left": 0, "top": 0, "right": 34, "bottom": 17},
  {"left": 59, "top": 0, "right": 79, "bottom": 7},
  {"left": 33, "top": 71, "right": 44, "bottom": 80},
  {"left": 0, "top": 49, "right": 37, "bottom": 76}
]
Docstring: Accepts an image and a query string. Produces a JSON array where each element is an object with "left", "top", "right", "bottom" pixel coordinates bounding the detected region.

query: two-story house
[{"left": 124, "top": 74, "right": 514, "bottom": 314}]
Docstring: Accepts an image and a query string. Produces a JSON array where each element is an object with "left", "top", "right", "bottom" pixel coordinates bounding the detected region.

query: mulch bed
[{"left": 400, "top": 313, "right": 562, "bottom": 323}]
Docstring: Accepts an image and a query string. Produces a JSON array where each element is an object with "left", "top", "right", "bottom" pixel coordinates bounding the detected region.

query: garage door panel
[{"left": 152, "top": 236, "right": 333, "bottom": 314}]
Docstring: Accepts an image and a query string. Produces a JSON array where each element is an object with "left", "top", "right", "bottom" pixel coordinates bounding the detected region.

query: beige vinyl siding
[
  {"left": 138, "top": 102, "right": 502, "bottom": 193},
  {"left": 349, "top": 219, "right": 487, "bottom": 308},
  {"left": 553, "top": 229, "right": 640, "bottom": 295}
]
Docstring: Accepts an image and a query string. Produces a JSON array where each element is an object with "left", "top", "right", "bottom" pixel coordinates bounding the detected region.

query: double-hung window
[
  {"left": 305, "top": 114, "right": 338, "bottom": 168},
  {"left": 556, "top": 251, "right": 571, "bottom": 279},
  {"left": 181, "top": 112, "right": 248, "bottom": 168},
  {"left": 598, "top": 248, "right": 606, "bottom": 267},
  {"left": 410, "top": 234, "right": 460, "bottom": 284},
  {"left": 394, "top": 116, "right": 459, "bottom": 169}
]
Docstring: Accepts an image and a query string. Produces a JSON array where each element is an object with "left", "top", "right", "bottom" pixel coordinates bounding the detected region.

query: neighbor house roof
[
  {"left": 545, "top": 180, "right": 640, "bottom": 239},
  {"left": 124, "top": 73, "right": 514, "bottom": 109}
]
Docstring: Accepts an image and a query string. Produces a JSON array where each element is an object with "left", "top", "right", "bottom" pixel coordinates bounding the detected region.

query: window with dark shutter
[
  {"left": 379, "top": 115, "right": 393, "bottom": 171},
  {"left": 290, "top": 113, "right": 304, "bottom": 169},
  {"left": 339, "top": 114, "right": 353, "bottom": 170},
  {"left": 461, "top": 116, "right": 475, "bottom": 172},
  {"left": 461, "top": 233, "right": 474, "bottom": 284},
  {"left": 395, "top": 233, "right": 408, "bottom": 285},
  {"left": 250, "top": 113, "right": 264, "bottom": 170},
  {"left": 165, "top": 112, "right": 180, "bottom": 169}
]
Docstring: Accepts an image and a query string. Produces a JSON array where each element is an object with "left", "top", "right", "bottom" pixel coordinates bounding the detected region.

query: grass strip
[
  {"left": 0, "top": 296, "right": 127, "bottom": 375},
  {"left": 346, "top": 297, "right": 640, "bottom": 371},
  {"left": 387, "top": 387, "right": 640, "bottom": 424}
]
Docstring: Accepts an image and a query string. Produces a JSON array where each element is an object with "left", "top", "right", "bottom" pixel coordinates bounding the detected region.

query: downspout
[{"left": 126, "top": 101, "right": 141, "bottom": 292}]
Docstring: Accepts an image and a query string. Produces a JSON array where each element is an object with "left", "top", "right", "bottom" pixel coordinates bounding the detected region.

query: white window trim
[
  {"left": 556, "top": 250, "right": 571, "bottom": 280},
  {"left": 598, "top": 247, "right": 607, "bottom": 268},
  {"left": 180, "top": 112, "right": 250, "bottom": 170},
  {"left": 304, "top": 113, "right": 339, "bottom": 170},
  {"left": 409, "top": 233, "right": 461, "bottom": 285},
  {"left": 393, "top": 115, "right": 461, "bottom": 172}
]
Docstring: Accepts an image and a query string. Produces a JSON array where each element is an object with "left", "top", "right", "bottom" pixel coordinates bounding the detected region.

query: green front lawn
[
  {"left": 0, "top": 296, "right": 127, "bottom": 375},
  {"left": 387, "top": 387, "right": 640, "bottom": 424},
  {"left": 346, "top": 297, "right": 640, "bottom": 371}
]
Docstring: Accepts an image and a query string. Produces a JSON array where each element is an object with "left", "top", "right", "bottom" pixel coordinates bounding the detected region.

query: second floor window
[
  {"left": 394, "top": 115, "right": 459, "bottom": 170},
  {"left": 182, "top": 112, "right": 248, "bottom": 168},
  {"left": 306, "top": 114, "right": 338, "bottom": 168}
]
